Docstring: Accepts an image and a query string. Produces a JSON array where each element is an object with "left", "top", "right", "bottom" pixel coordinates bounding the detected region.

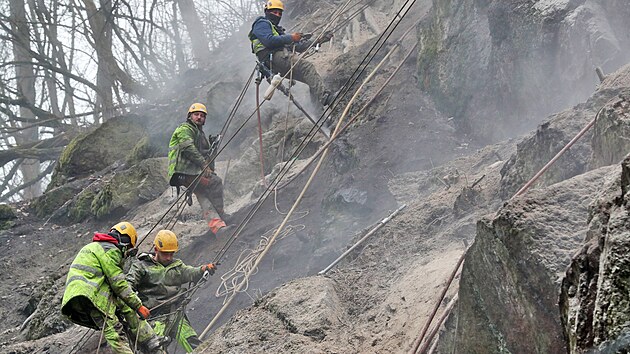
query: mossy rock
[
  {"left": 48, "top": 115, "right": 149, "bottom": 191},
  {"left": 0, "top": 204, "right": 16, "bottom": 220},
  {"left": 31, "top": 184, "right": 81, "bottom": 218},
  {"left": 126, "top": 136, "right": 160, "bottom": 165},
  {"left": 92, "top": 184, "right": 114, "bottom": 219},
  {"left": 67, "top": 189, "right": 97, "bottom": 222},
  {"left": 0, "top": 204, "right": 16, "bottom": 230},
  {"left": 90, "top": 158, "right": 169, "bottom": 219}
]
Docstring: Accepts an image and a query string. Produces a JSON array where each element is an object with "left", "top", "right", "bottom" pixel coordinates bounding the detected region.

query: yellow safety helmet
[
  {"left": 110, "top": 221, "right": 138, "bottom": 248},
  {"left": 187, "top": 103, "right": 207, "bottom": 115},
  {"left": 264, "top": 0, "right": 284, "bottom": 11},
  {"left": 154, "top": 229, "right": 179, "bottom": 252}
]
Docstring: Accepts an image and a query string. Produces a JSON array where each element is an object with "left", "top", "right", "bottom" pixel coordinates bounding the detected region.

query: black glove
[{"left": 293, "top": 39, "right": 313, "bottom": 53}]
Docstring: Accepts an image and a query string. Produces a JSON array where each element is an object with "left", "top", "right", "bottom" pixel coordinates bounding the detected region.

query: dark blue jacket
[{"left": 251, "top": 17, "right": 293, "bottom": 51}]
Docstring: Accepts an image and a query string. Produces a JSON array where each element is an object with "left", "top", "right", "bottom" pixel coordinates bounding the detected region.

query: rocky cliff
[{"left": 418, "top": 0, "right": 630, "bottom": 140}]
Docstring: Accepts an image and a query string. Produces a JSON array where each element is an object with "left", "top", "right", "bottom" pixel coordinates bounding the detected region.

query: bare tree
[
  {"left": 8, "top": 0, "right": 41, "bottom": 198},
  {"left": 0, "top": 0, "right": 259, "bottom": 201},
  {"left": 175, "top": 0, "right": 212, "bottom": 67}
]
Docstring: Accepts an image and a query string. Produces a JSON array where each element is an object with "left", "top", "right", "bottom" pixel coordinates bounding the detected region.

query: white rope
[{"left": 215, "top": 213, "right": 307, "bottom": 301}]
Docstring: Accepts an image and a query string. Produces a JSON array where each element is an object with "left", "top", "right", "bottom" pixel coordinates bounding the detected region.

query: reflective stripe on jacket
[
  {"left": 249, "top": 16, "right": 292, "bottom": 55},
  {"left": 61, "top": 238, "right": 142, "bottom": 328},
  {"left": 168, "top": 120, "right": 210, "bottom": 179},
  {"left": 126, "top": 253, "right": 204, "bottom": 314}
]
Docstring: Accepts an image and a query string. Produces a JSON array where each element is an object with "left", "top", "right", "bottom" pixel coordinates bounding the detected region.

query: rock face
[
  {"left": 447, "top": 166, "right": 614, "bottom": 353},
  {"left": 499, "top": 63, "right": 630, "bottom": 199},
  {"left": 197, "top": 277, "right": 349, "bottom": 353},
  {"left": 560, "top": 155, "right": 630, "bottom": 353},
  {"left": 590, "top": 91, "right": 630, "bottom": 168},
  {"left": 418, "top": 0, "right": 630, "bottom": 140}
]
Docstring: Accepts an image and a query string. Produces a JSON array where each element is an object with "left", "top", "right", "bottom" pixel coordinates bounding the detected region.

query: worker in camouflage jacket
[
  {"left": 168, "top": 102, "right": 230, "bottom": 232},
  {"left": 61, "top": 222, "right": 164, "bottom": 354},
  {"left": 126, "top": 229, "right": 217, "bottom": 353},
  {"left": 249, "top": 0, "right": 334, "bottom": 107}
]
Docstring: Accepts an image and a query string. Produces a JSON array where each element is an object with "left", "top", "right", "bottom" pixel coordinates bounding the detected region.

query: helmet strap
[{"left": 109, "top": 230, "right": 131, "bottom": 252}]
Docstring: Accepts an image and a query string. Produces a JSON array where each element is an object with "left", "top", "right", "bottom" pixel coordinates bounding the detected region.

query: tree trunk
[
  {"left": 82, "top": 0, "right": 115, "bottom": 121},
  {"left": 9, "top": 0, "right": 41, "bottom": 199},
  {"left": 175, "top": 0, "right": 212, "bottom": 67}
]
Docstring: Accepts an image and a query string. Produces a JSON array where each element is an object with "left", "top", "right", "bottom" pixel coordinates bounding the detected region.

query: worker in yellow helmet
[
  {"left": 249, "top": 0, "right": 335, "bottom": 107},
  {"left": 127, "top": 229, "right": 217, "bottom": 353},
  {"left": 61, "top": 222, "right": 165, "bottom": 353},
  {"left": 168, "top": 103, "right": 231, "bottom": 233}
]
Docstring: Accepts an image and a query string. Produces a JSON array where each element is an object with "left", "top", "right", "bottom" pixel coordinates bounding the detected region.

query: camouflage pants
[
  {"left": 177, "top": 173, "right": 225, "bottom": 218},
  {"left": 115, "top": 300, "right": 160, "bottom": 349},
  {"left": 270, "top": 52, "right": 328, "bottom": 106},
  {"left": 152, "top": 312, "right": 200, "bottom": 353},
  {"left": 89, "top": 308, "right": 135, "bottom": 354}
]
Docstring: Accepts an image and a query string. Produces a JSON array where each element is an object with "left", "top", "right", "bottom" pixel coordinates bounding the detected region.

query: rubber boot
[{"left": 141, "top": 335, "right": 169, "bottom": 353}]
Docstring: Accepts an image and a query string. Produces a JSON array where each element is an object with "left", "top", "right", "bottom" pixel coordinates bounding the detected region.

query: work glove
[
  {"left": 138, "top": 305, "right": 151, "bottom": 319},
  {"left": 201, "top": 263, "right": 217, "bottom": 276},
  {"left": 203, "top": 168, "right": 214, "bottom": 178},
  {"left": 291, "top": 32, "right": 302, "bottom": 42}
]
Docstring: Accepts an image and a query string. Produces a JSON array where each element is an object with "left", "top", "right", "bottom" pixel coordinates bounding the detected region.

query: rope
[
  {"left": 276, "top": 27, "right": 420, "bottom": 191},
  {"left": 255, "top": 79, "right": 268, "bottom": 186},
  {"left": 95, "top": 296, "right": 115, "bottom": 354},
  {"left": 215, "top": 214, "right": 307, "bottom": 301},
  {"left": 67, "top": 328, "right": 93, "bottom": 354}
]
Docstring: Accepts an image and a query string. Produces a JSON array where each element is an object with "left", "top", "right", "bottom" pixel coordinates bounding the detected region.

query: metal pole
[
  {"left": 277, "top": 83, "right": 331, "bottom": 139},
  {"left": 318, "top": 204, "right": 407, "bottom": 275},
  {"left": 511, "top": 113, "right": 599, "bottom": 199}
]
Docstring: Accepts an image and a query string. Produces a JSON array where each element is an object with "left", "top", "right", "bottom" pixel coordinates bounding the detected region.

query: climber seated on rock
[{"left": 168, "top": 102, "right": 232, "bottom": 235}]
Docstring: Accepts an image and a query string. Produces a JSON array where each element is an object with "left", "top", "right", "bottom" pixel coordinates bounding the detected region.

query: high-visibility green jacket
[
  {"left": 61, "top": 234, "right": 143, "bottom": 329},
  {"left": 126, "top": 253, "right": 204, "bottom": 314},
  {"left": 168, "top": 120, "right": 211, "bottom": 180}
]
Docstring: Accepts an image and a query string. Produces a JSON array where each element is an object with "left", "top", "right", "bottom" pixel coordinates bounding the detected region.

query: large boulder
[
  {"left": 47, "top": 115, "right": 149, "bottom": 190},
  {"left": 32, "top": 114, "right": 169, "bottom": 223},
  {"left": 590, "top": 90, "right": 630, "bottom": 168},
  {"left": 560, "top": 155, "right": 630, "bottom": 353},
  {"left": 498, "top": 90, "right": 610, "bottom": 199},
  {"left": 418, "top": 0, "right": 630, "bottom": 140},
  {"left": 447, "top": 165, "right": 614, "bottom": 353}
]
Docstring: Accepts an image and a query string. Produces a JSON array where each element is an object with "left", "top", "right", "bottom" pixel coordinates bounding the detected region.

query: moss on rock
[
  {"left": 47, "top": 115, "right": 149, "bottom": 192},
  {"left": 67, "top": 190, "right": 97, "bottom": 222},
  {"left": 31, "top": 185, "right": 80, "bottom": 218},
  {"left": 91, "top": 184, "right": 113, "bottom": 219},
  {"left": 0, "top": 204, "right": 16, "bottom": 230}
]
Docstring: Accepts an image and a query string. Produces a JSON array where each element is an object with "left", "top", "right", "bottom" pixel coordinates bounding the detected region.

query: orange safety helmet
[{"left": 154, "top": 229, "right": 179, "bottom": 252}]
